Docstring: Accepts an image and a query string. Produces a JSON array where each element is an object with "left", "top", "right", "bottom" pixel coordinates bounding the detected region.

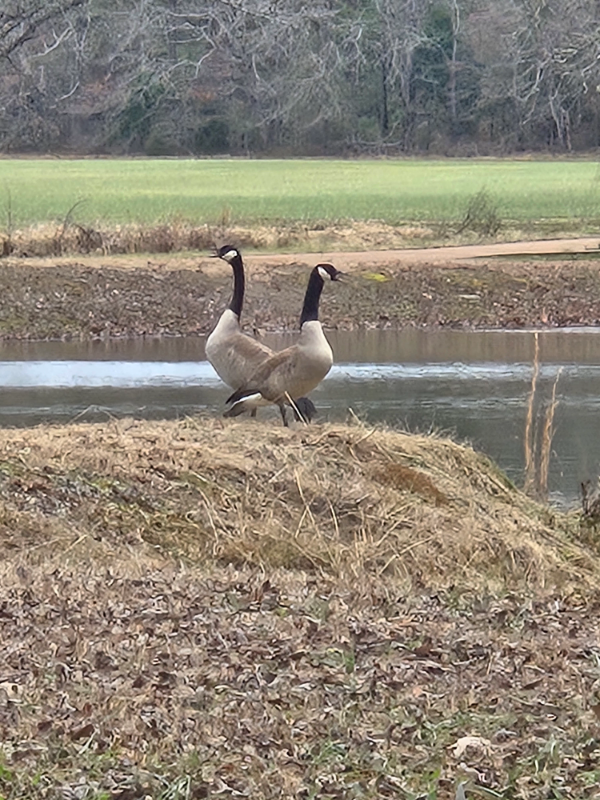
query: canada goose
[
  {"left": 205, "top": 245, "right": 316, "bottom": 421},
  {"left": 223, "top": 263, "right": 342, "bottom": 425}
]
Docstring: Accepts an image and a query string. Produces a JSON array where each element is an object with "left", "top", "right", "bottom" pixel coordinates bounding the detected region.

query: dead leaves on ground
[
  {"left": 5, "top": 256, "right": 600, "bottom": 340},
  {"left": 1, "top": 568, "right": 600, "bottom": 798}
]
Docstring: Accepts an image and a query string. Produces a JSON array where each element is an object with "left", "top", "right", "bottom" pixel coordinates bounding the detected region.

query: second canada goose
[
  {"left": 205, "top": 245, "right": 316, "bottom": 421},
  {"left": 223, "top": 263, "right": 342, "bottom": 425}
]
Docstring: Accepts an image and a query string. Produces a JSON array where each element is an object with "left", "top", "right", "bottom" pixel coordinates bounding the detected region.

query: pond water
[{"left": 2, "top": 328, "right": 600, "bottom": 508}]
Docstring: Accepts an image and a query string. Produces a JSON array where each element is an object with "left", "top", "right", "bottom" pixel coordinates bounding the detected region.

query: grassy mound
[{"left": 0, "top": 417, "right": 594, "bottom": 591}]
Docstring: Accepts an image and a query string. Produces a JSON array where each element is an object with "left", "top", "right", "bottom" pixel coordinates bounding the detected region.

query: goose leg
[
  {"left": 250, "top": 409, "right": 257, "bottom": 418},
  {"left": 278, "top": 402, "right": 289, "bottom": 427}
]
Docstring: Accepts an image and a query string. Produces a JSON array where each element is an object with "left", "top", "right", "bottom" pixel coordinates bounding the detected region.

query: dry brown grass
[
  {"left": 4, "top": 219, "right": 437, "bottom": 258},
  {"left": 7, "top": 220, "right": 217, "bottom": 257},
  {"left": 0, "top": 416, "right": 594, "bottom": 592}
]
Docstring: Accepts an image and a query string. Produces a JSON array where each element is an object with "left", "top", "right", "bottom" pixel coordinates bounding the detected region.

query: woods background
[{"left": 2, "top": 0, "right": 600, "bottom": 157}]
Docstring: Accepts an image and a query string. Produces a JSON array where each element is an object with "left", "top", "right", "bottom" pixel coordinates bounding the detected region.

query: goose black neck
[
  {"left": 299, "top": 268, "right": 324, "bottom": 326},
  {"left": 228, "top": 255, "right": 245, "bottom": 318}
]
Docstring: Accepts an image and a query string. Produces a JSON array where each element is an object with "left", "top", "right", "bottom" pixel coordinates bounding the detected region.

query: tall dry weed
[{"left": 524, "top": 332, "right": 562, "bottom": 499}]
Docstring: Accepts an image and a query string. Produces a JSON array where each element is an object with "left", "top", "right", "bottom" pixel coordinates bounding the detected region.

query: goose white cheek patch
[
  {"left": 317, "top": 266, "right": 329, "bottom": 279},
  {"left": 223, "top": 249, "right": 238, "bottom": 262}
]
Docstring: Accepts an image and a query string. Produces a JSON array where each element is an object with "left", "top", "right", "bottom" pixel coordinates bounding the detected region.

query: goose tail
[
  {"left": 291, "top": 396, "right": 317, "bottom": 423},
  {"left": 224, "top": 390, "right": 317, "bottom": 422},
  {"left": 223, "top": 390, "right": 264, "bottom": 418}
]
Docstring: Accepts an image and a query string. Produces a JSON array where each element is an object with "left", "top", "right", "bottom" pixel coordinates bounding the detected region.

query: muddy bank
[{"left": 2, "top": 251, "right": 600, "bottom": 340}]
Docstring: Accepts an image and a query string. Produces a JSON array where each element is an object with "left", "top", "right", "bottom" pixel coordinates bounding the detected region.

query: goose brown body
[
  {"left": 205, "top": 308, "right": 272, "bottom": 389},
  {"left": 237, "top": 321, "right": 333, "bottom": 402}
]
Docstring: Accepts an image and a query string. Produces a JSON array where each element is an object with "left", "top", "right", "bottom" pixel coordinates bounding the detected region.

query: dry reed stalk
[
  {"left": 524, "top": 331, "right": 540, "bottom": 494},
  {"left": 523, "top": 332, "right": 561, "bottom": 500},
  {"left": 285, "top": 392, "right": 309, "bottom": 425},
  {"left": 538, "top": 367, "right": 562, "bottom": 497}
]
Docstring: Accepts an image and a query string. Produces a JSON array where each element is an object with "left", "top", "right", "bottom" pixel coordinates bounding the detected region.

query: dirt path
[
  {"left": 7, "top": 235, "right": 600, "bottom": 273},
  {"left": 239, "top": 236, "right": 600, "bottom": 269}
]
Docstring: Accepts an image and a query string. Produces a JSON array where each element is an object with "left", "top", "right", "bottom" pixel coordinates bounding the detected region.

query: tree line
[{"left": 2, "top": 0, "right": 600, "bottom": 156}]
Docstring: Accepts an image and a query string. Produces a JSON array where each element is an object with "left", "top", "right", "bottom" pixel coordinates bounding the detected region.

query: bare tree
[
  {"left": 0, "top": 0, "right": 85, "bottom": 60},
  {"left": 0, "top": 0, "right": 92, "bottom": 150},
  {"left": 1, "top": 0, "right": 600, "bottom": 155},
  {"left": 469, "top": 0, "right": 600, "bottom": 151}
]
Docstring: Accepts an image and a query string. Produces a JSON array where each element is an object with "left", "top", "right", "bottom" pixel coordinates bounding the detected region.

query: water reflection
[
  {"left": 3, "top": 327, "right": 600, "bottom": 365},
  {"left": 2, "top": 328, "right": 600, "bottom": 507}
]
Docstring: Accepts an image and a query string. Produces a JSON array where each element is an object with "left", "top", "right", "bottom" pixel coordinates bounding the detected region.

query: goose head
[
  {"left": 213, "top": 245, "right": 241, "bottom": 264},
  {"left": 316, "top": 263, "right": 343, "bottom": 282}
]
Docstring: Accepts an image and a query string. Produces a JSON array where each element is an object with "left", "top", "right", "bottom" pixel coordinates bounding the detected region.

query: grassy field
[{"left": 1, "top": 157, "right": 600, "bottom": 233}]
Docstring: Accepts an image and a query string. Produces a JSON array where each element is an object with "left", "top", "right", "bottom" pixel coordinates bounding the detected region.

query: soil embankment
[{"left": 2, "top": 238, "right": 600, "bottom": 339}]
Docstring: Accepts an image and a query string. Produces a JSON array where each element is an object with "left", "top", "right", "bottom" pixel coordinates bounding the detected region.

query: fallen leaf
[{"left": 452, "top": 735, "right": 492, "bottom": 759}]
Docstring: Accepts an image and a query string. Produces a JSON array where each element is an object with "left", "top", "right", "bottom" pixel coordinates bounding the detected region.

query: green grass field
[{"left": 1, "top": 157, "right": 600, "bottom": 228}]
